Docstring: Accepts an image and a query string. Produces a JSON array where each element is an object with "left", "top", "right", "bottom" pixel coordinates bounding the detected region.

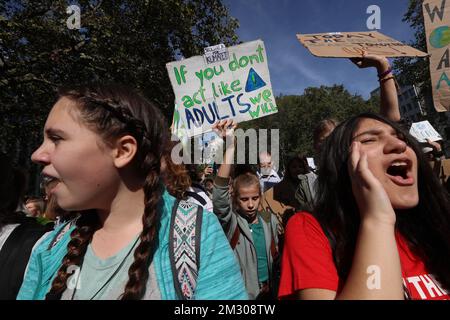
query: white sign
[
  {"left": 306, "top": 157, "right": 316, "bottom": 170},
  {"left": 409, "top": 120, "right": 443, "bottom": 142},
  {"left": 166, "top": 40, "right": 278, "bottom": 137},
  {"left": 204, "top": 43, "right": 229, "bottom": 64}
]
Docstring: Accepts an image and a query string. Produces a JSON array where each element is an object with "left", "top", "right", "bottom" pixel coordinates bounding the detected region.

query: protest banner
[
  {"left": 296, "top": 31, "right": 428, "bottom": 58},
  {"left": 423, "top": 0, "right": 450, "bottom": 112},
  {"left": 409, "top": 120, "right": 443, "bottom": 143},
  {"left": 166, "top": 40, "right": 278, "bottom": 138}
]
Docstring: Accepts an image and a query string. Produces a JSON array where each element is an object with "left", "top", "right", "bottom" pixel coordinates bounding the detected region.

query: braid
[
  {"left": 55, "top": 84, "right": 168, "bottom": 300},
  {"left": 46, "top": 213, "right": 99, "bottom": 300},
  {"left": 121, "top": 150, "right": 162, "bottom": 300}
]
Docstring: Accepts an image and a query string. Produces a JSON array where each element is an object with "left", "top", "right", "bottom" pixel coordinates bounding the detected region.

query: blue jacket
[{"left": 17, "top": 191, "right": 248, "bottom": 300}]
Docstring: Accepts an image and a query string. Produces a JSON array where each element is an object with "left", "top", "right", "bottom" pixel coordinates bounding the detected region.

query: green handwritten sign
[{"left": 166, "top": 40, "right": 278, "bottom": 137}]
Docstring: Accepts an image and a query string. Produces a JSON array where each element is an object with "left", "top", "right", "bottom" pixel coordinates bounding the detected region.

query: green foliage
[
  {"left": 392, "top": 0, "right": 449, "bottom": 154},
  {"left": 240, "top": 85, "right": 378, "bottom": 165},
  {"left": 393, "top": 0, "right": 432, "bottom": 100},
  {"left": 0, "top": 0, "right": 239, "bottom": 167}
]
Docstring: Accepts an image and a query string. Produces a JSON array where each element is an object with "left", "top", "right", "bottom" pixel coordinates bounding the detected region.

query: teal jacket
[{"left": 17, "top": 191, "right": 248, "bottom": 300}]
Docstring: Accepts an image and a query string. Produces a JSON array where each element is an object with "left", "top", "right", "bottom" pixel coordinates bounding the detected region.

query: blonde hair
[{"left": 232, "top": 172, "right": 261, "bottom": 198}]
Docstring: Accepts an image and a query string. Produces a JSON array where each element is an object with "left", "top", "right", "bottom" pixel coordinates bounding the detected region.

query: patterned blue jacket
[{"left": 17, "top": 191, "right": 248, "bottom": 300}]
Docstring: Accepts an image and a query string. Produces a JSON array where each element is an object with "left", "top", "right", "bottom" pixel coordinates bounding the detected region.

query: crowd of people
[{"left": 1, "top": 53, "right": 449, "bottom": 300}]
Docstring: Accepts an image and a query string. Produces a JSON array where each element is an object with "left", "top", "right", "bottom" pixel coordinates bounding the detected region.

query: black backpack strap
[
  {"left": 185, "top": 190, "right": 207, "bottom": 206},
  {"left": 0, "top": 222, "right": 50, "bottom": 300},
  {"left": 169, "top": 199, "right": 203, "bottom": 300},
  {"left": 230, "top": 225, "right": 241, "bottom": 250}
]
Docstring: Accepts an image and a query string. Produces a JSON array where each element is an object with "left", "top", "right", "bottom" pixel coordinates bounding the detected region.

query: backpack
[
  {"left": 46, "top": 199, "right": 203, "bottom": 300},
  {"left": 0, "top": 220, "right": 51, "bottom": 300},
  {"left": 169, "top": 199, "right": 203, "bottom": 300},
  {"left": 184, "top": 190, "right": 207, "bottom": 206}
]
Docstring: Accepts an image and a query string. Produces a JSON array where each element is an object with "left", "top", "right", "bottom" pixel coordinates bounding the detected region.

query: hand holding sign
[
  {"left": 425, "top": 138, "right": 443, "bottom": 152},
  {"left": 350, "top": 50, "right": 390, "bottom": 70},
  {"left": 212, "top": 119, "right": 237, "bottom": 141},
  {"left": 204, "top": 166, "right": 214, "bottom": 176}
]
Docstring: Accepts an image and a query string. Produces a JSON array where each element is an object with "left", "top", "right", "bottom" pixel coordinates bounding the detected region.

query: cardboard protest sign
[
  {"left": 441, "top": 159, "right": 450, "bottom": 183},
  {"left": 423, "top": 0, "right": 450, "bottom": 112},
  {"left": 166, "top": 40, "right": 278, "bottom": 137},
  {"left": 296, "top": 31, "right": 428, "bottom": 58},
  {"left": 409, "top": 120, "right": 443, "bottom": 143}
]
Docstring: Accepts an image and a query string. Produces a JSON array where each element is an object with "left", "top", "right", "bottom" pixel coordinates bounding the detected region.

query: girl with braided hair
[{"left": 17, "top": 84, "right": 246, "bottom": 300}]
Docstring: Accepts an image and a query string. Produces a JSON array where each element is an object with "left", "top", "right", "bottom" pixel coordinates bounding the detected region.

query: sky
[{"left": 221, "top": 0, "right": 416, "bottom": 99}]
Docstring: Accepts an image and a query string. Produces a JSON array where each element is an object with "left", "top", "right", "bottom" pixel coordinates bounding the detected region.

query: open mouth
[
  {"left": 386, "top": 160, "right": 414, "bottom": 186},
  {"left": 41, "top": 173, "right": 61, "bottom": 190}
]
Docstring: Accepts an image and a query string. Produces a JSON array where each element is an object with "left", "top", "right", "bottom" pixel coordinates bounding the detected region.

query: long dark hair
[
  {"left": 314, "top": 112, "right": 450, "bottom": 291},
  {"left": 45, "top": 84, "right": 168, "bottom": 300},
  {"left": 162, "top": 141, "right": 192, "bottom": 200}
]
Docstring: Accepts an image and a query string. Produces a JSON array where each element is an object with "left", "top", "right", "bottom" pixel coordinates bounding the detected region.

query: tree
[
  {"left": 0, "top": 0, "right": 239, "bottom": 192},
  {"left": 240, "top": 85, "right": 378, "bottom": 170},
  {"left": 393, "top": 0, "right": 431, "bottom": 98},
  {"left": 393, "top": 0, "right": 449, "bottom": 155}
]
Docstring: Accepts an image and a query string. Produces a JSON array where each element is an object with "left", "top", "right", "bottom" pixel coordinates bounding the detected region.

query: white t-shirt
[{"left": 61, "top": 236, "right": 161, "bottom": 300}]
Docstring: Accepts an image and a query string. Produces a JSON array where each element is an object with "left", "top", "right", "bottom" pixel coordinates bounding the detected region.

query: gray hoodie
[{"left": 213, "top": 176, "right": 279, "bottom": 299}]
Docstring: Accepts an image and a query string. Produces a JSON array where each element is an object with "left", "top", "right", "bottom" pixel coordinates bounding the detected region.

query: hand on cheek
[{"left": 348, "top": 141, "right": 395, "bottom": 226}]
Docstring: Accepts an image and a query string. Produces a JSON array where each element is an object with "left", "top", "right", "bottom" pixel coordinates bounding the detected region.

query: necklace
[{"left": 70, "top": 236, "right": 140, "bottom": 300}]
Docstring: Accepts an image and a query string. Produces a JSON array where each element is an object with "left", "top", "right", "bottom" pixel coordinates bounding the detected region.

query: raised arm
[
  {"left": 212, "top": 120, "right": 238, "bottom": 234},
  {"left": 351, "top": 52, "right": 401, "bottom": 122},
  {"left": 215, "top": 119, "right": 237, "bottom": 179}
]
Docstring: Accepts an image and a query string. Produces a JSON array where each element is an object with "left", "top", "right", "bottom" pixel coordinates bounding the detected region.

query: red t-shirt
[{"left": 278, "top": 212, "right": 449, "bottom": 300}]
